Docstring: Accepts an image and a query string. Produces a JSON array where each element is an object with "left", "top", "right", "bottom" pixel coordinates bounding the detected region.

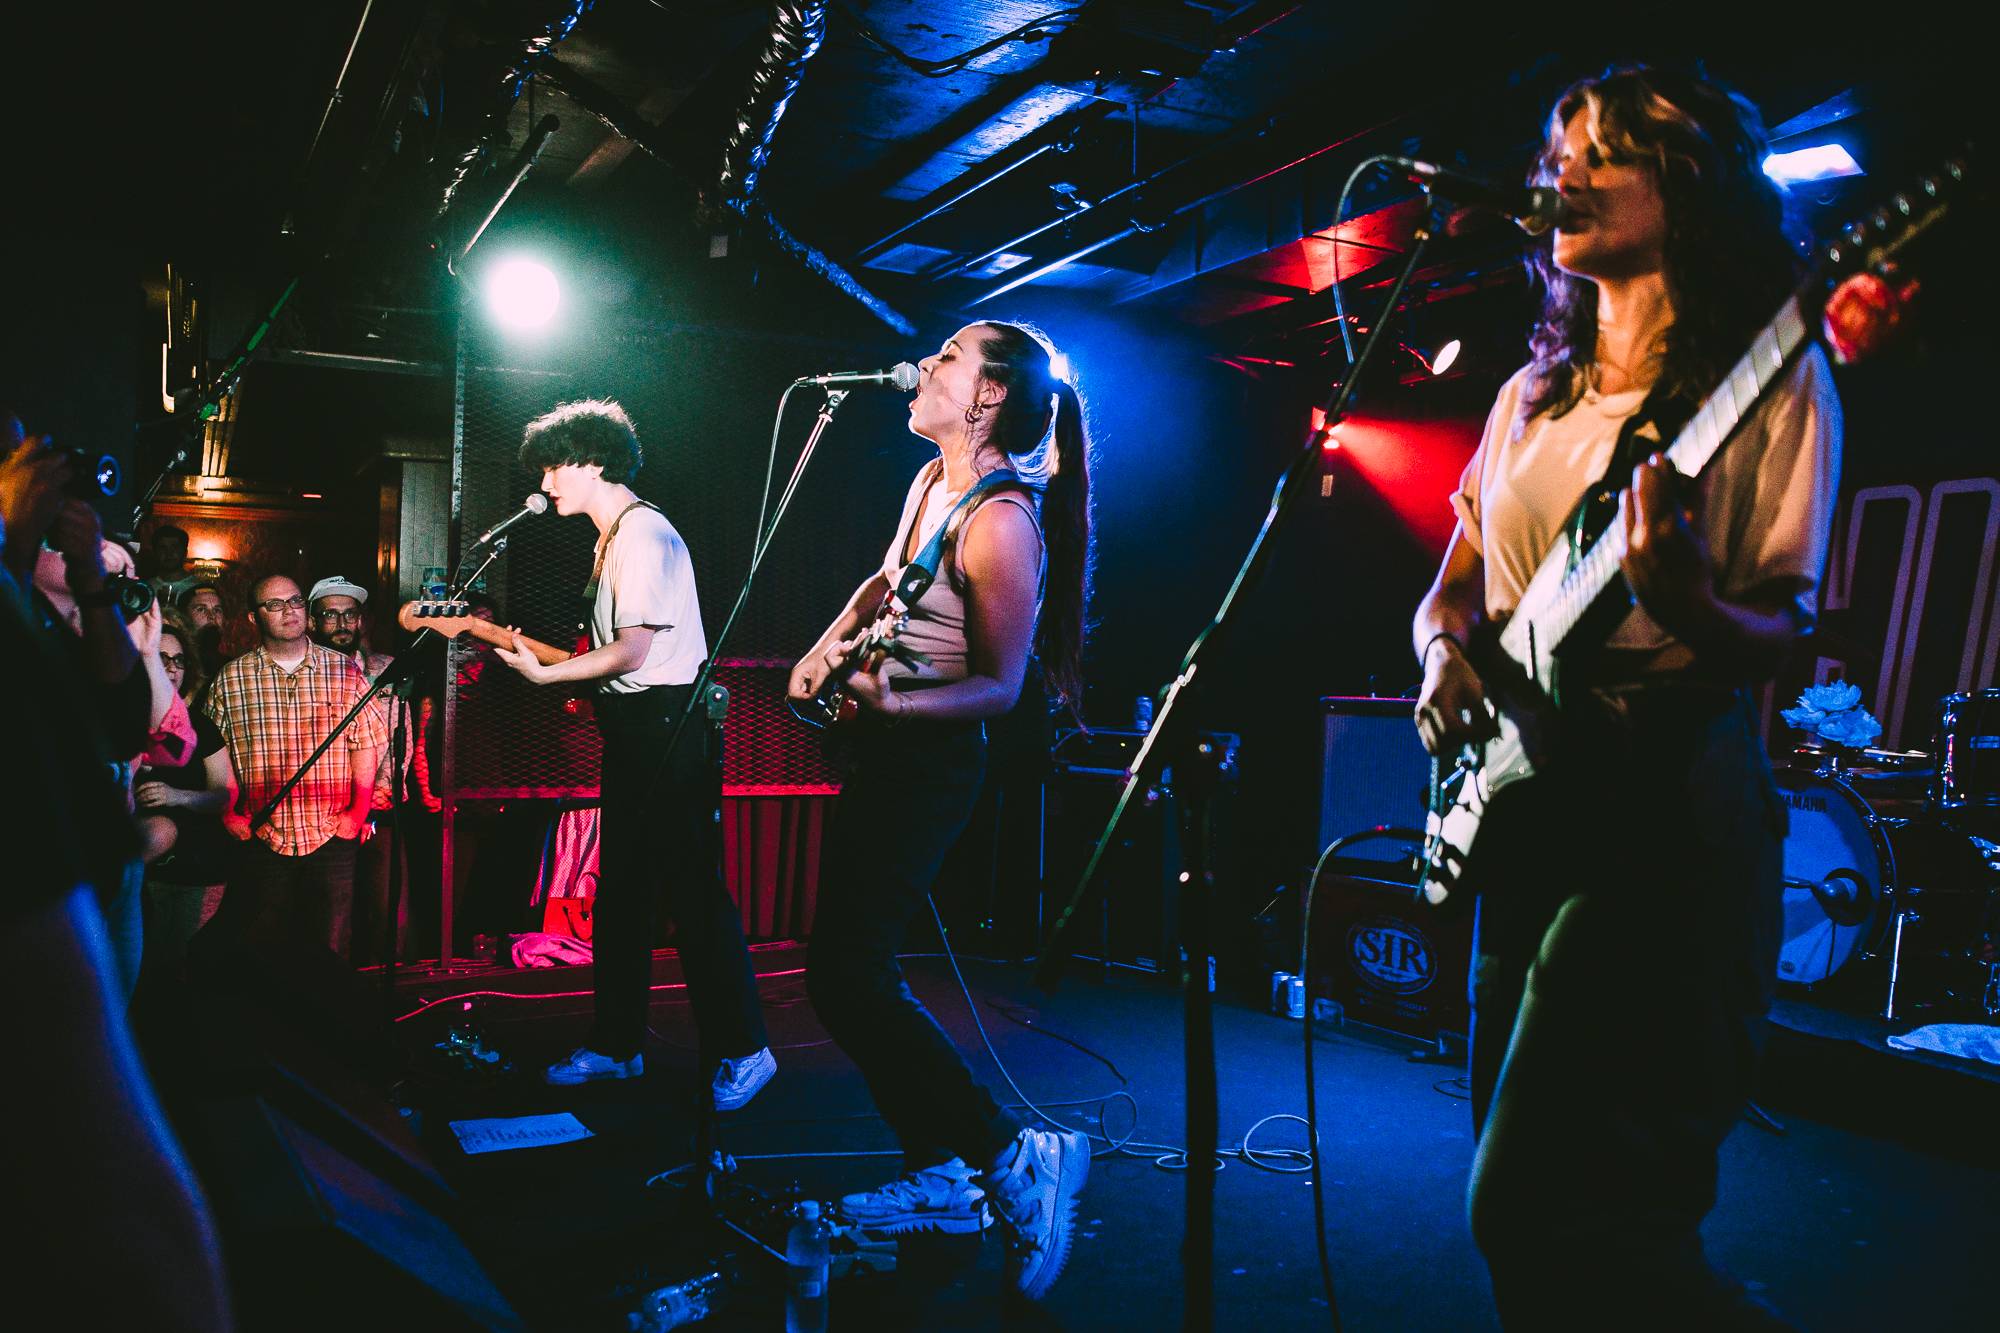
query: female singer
[
  {"left": 791, "top": 321, "right": 1093, "bottom": 1301},
  {"left": 1412, "top": 66, "right": 1841, "bottom": 1328}
]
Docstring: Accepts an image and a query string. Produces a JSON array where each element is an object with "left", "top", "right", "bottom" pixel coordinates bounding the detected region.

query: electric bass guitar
[{"left": 1419, "top": 160, "right": 1964, "bottom": 907}]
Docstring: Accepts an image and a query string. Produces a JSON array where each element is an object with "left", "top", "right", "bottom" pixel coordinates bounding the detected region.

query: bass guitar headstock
[{"left": 399, "top": 598, "right": 484, "bottom": 638}]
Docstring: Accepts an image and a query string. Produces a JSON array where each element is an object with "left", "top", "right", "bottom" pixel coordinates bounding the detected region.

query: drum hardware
[
  {"left": 1933, "top": 688, "right": 2000, "bottom": 815},
  {"left": 1880, "top": 911, "right": 1910, "bottom": 1021}
]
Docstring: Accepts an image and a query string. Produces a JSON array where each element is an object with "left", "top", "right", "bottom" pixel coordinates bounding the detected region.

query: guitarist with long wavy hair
[{"left": 1412, "top": 67, "right": 1842, "bottom": 1328}]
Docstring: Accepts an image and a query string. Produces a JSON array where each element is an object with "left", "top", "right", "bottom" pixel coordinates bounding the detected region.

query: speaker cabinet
[
  {"left": 1320, "top": 696, "right": 1429, "bottom": 866},
  {"left": 1307, "top": 869, "right": 1471, "bottom": 1041}
]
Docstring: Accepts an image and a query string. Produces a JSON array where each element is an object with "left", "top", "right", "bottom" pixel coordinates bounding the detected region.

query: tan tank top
[{"left": 878, "top": 461, "right": 1042, "bottom": 686}]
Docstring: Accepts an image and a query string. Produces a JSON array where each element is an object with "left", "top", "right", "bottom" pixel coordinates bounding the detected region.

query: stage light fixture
[
  {"left": 1399, "top": 340, "right": 1461, "bottom": 378},
  {"left": 1763, "top": 144, "right": 1863, "bottom": 185},
  {"left": 485, "top": 256, "right": 561, "bottom": 332}
]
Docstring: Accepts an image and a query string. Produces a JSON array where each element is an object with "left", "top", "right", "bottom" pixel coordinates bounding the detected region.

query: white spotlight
[
  {"left": 1430, "top": 338, "right": 1461, "bottom": 376},
  {"left": 1049, "top": 351, "right": 1072, "bottom": 385},
  {"left": 485, "top": 257, "right": 561, "bottom": 331}
]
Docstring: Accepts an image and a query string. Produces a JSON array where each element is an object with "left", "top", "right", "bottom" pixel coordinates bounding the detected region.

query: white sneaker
[
  {"left": 837, "top": 1158, "right": 992, "bottom": 1236},
  {"left": 980, "top": 1127, "right": 1089, "bottom": 1300},
  {"left": 711, "top": 1046, "right": 777, "bottom": 1112},
  {"left": 544, "top": 1047, "right": 643, "bottom": 1086}
]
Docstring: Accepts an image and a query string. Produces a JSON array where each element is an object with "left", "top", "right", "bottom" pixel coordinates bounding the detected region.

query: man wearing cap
[
  {"left": 204, "top": 573, "right": 386, "bottom": 958},
  {"left": 308, "top": 574, "right": 419, "bottom": 965}
]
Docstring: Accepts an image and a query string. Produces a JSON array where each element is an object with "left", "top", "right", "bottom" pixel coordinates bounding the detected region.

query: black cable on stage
[{"left": 1299, "top": 824, "right": 1426, "bottom": 1333}]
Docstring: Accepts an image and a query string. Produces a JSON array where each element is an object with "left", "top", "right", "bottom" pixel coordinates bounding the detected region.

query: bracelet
[
  {"left": 1420, "top": 629, "right": 1464, "bottom": 667},
  {"left": 891, "top": 693, "right": 915, "bottom": 727}
]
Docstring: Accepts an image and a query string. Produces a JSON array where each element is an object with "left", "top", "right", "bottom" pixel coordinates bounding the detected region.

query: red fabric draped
[{"left": 721, "top": 794, "right": 833, "bottom": 941}]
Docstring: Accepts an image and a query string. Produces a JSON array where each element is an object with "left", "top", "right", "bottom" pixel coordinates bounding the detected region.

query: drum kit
[{"left": 1778, "top": 688, "right": 2000, "bottom": 1020}]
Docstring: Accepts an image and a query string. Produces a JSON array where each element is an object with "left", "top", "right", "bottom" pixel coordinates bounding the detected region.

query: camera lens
[{"left": 102, "top": 574, "right": 156, "bottom": 622}]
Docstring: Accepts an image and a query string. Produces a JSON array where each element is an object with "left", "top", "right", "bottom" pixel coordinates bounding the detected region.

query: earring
[{"left": 964, "top": 401, "right": 986, "bottom": 425}]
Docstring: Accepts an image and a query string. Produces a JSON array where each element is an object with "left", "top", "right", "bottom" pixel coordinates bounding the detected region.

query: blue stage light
[{"left": 1763, "top": 144, "right": 1863, "bottom": 185}]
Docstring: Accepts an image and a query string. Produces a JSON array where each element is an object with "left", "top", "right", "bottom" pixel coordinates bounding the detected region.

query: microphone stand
[
  {"left": 246, "top": 636, "right": 444, "bottom": 859},
  {"left": 1034, "top": 190, "right": 1452, "bottom": 1332},
  {"left": 629, "top": 386, "right": 850, "bottom": 1205}
]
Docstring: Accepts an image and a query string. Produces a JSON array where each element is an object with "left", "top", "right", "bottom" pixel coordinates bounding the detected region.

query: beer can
[
  {"left": 1284, "top": 975, "right": 1306, "bottom": 1020},
  {"left": 1270, "top": 971, "right": 1293, "bottom": 1014}
]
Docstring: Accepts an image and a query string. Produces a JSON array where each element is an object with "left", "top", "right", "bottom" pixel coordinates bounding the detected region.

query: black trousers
[
  {"left": 592, "top": 685, "right": 766, "bottom": 1064},
  {"left": 807, "top": 718, "right": 1023, "bottom": 1169},
  {"left": 207, "top": 834, "right": 358, "bottom": 956},
  {"left": 1464, "top": 687, "right": 1790, "bottom": 1330}
]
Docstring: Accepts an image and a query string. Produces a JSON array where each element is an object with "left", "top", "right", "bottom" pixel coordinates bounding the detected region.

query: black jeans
[
  {"left": 807, "top": 717, "right": 1023, "bottom": 1170},
  {"left": 592, "top": 685, "right": 766, "bottom": 1064},
  {"left": 207, "top": 834, "right": 359, "bottom": 956},
  {"left": 1465, "top": 688, "right": 1789, "bottom": 1330}
]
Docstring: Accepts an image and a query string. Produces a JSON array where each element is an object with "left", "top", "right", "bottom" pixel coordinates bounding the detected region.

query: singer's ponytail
[{"left": 972, "top": 321, "right": 1094, "bottom": 711}]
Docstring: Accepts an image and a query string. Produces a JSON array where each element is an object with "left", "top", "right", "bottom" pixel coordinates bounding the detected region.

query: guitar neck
[
  {"left": 1499, "top": 294, "right": 1812, "bottom": 664},
  {"left": 461, "top": 618, "right": 573, "bottom": 666}
]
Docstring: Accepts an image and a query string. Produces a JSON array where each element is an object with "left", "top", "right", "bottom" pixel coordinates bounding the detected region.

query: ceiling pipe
[
  {"left": 966, "top": 112, "right": 1408, "bottom": 306},
  {"left": 701, "top": 1, "right": 825, "bottom": 221},
  {"left": 431, "top": 0, "right": 593, "bottom": 224},
  {"left": 855, "top": 141, "right": 1058, "bottom": 262},
  {"left": 447, "top": 113, "right": 561, "bottom": 275},
  {"left": 537, "top": 52, "right": 915, "bottom": 336}
]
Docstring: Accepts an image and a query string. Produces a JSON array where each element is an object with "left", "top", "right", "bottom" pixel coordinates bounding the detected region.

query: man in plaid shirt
[{"left": 205, "top": 572, "right": 385, "bottom": 954}]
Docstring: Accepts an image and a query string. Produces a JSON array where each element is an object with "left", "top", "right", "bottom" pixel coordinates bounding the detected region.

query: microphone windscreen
[
  {"left": 524, "top": 493, "right": 550, "bottom": 513},
  {"left": 889, "top": 361, "right": 920, "bottom": 392}
]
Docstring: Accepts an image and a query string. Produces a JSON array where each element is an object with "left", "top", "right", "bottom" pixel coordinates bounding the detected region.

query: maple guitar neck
[{"left": 398, "top": 600, "right": 573, "bottom": 665}]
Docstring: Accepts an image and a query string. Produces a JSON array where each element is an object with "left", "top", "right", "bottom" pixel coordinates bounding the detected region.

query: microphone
[
  {"left": 1385, "top": 157, "right": 1571, "bottom": 236},
  {"left": 795, "top": 362, "right": 920, "bottom": 391},
  {"left": 474, "top": 492, "right": 549, "bottom": 546}
]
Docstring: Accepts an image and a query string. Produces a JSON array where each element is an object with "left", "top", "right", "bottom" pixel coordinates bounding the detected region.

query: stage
[{"left": 144, "top": 935, "right": 1999, "bottom": 1331}]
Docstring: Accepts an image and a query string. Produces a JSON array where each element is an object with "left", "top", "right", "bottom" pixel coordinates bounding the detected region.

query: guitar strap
[
  {"left": 1592, "top": 380, "right": 1699, "bottom": 495},
  {"left": 888, "top": 469, "right": 1027, "bottom": 613},
  {"left": 578, "top": 499, "right": 662, "bottom": 634}
]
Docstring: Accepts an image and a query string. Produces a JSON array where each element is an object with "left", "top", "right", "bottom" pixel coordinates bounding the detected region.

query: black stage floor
[{"left": 157, "top": 941, "right": 1999, "bottom": 1331}]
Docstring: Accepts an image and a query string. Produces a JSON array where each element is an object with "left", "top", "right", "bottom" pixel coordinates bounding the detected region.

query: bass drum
[{"left": 1775, "top": 768, "right": 1895, "bottom": 985}]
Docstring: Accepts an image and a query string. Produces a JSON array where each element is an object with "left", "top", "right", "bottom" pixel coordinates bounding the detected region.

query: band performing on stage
[{"left": 9, "top": 23, "right": 1993, "bottom": 1331}]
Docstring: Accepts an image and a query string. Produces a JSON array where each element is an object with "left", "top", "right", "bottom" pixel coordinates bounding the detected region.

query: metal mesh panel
[
  {"left": 446, "top": 322, "right": 913, "bottom": 799},
  {"left": 449, "top": 358, "right": 595, "bottom": 799},
  {"left": 715, "top": 659, "right": 842, "bottom": 795}
]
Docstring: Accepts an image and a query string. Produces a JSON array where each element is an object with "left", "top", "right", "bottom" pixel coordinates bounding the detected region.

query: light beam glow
[{"left": 485, "top": 257, "right": 561, "bottom": 332}]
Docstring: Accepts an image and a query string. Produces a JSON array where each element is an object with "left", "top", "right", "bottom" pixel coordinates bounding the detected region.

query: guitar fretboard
[{"left": 1498, "top": 295, "right": 1811, "bottom": 663}]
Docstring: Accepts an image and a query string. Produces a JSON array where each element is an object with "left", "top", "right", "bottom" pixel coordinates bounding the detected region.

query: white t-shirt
[
  {"left": 1452, "top": 346, "right": 1843, "bottom": 668},
  {"left": 591, "top": 505, "right": 708, "bottom": 693}
]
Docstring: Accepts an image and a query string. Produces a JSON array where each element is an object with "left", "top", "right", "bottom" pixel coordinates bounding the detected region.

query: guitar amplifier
[
  {"left": 1307, "top": 867, "right": 1471, "bottom": 1041},
  {"left": 1320, "top": 696, "right": 1429, "bottom": 866}
]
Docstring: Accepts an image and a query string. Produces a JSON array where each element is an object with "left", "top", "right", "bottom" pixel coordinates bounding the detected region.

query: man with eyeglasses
[
  {"left": 308, "top": 574, "right": 418, "bottom": 965},
  {"left": 203, "top": 573, "right": 386, "bottom": 959}
]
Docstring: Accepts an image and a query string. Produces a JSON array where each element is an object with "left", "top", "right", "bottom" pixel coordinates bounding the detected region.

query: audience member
[
  {"left": 204, "top": 573, "right": 386, "bottom": 959},
  {"left": 309, "top": 573, "right": 418, "bottom": 965},
  {"left": 142, "top": 523, "right": 201, "bottom": 607},
  {"left": 178, "top": 580, "right": 230, "bottom": 685},
  {"left": 1, "top": 412, "right": 232, "bottom": 1328},
  {"left": 11, "top": 437, "right": 191, "bottom": 997},
  {"left": 135, "top": 608, "right": 233, "bottom": 990}
]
